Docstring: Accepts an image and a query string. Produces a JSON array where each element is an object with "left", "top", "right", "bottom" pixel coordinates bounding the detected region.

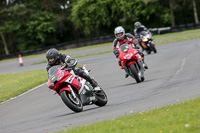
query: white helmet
[{"left": 114, "top": 26, "right": 125, "bottom": 39}]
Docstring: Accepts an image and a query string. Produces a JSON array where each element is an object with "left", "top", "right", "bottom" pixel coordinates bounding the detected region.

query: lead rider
[{"left": 46, "top": 48, "right": 99, "bottom": 90}]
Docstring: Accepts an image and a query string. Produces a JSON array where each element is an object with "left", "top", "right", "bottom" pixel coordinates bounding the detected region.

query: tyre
[
  {"left": 60, "top": 90, "right": 83, "bottom": 112},
  {"left": 129, "top": 64, "right": 141, "bottom": 83},
  {"left": 150, "top": 43, "right": 157, "bottom": 53},
  {"left": 94, "top": 88, "right": 108, "bottom": 107},
  {"left": 147, "top": 50, "right": 151, "bottom": 54},
  {"left": 141, "top": 77, "right": 145, "bottom": 82}
]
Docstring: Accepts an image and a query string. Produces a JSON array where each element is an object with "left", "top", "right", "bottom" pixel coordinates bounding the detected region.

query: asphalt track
[{"left": 0, "top": 38, "right": 200, "bottom": 133}]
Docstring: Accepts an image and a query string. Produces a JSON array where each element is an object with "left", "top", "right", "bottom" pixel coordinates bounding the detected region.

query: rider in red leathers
[{"left": 113, "top": 26, "right": 148, "bottom": 78}]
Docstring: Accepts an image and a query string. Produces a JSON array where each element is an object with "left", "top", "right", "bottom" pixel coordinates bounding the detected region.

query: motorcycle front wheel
[
  {"left": 129, "top": 63, "right": 141, "bottom": 83},
  {"left": 94, "top": 88, "right": 108, "bottom": 107},
  {"left": 60, "top": 90, "right": 83, "bottom": 112},
  {"left": 150, "top": 43, "right": 157, "bottom": 53}
]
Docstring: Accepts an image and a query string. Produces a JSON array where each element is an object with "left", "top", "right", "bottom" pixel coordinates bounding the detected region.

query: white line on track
[
  {"left": 175, "top": 58, "right": 186, "bottom": 77},
  {"left": 172, "top": 58, "right": 186, "bottom": 79},
  {"left": 1, "top": 82, "right": 46, "bottom": 105}
]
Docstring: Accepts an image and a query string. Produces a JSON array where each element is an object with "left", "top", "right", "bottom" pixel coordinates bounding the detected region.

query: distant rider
[
  {"left": 113, "top": 26, "right": 148, "bottom": 78},
  {"left": 134, "top": 22, "right": 150, "bottom": 50},
  {"left": 46, "top": 48, "right": 99, "bottom": 89},
  {"left": 134, "top": 21, "right": 149, "bottom": 37}
]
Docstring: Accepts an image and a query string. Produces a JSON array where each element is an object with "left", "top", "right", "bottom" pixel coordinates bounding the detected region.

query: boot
[
  {"left": 89, "top": 78, "right": 98, "bottom": 88},
  {"left": 83, "top": 74, "right": 100, "bottom": 90},
  {"left": 90, "top": 78, "right": 101, "bottom": 91},
  {"left": 142, "top": 60, "right": 148, "bottom": 69},
  {"left": 140, "top": 56, "right": 148, "bottom": 69}
]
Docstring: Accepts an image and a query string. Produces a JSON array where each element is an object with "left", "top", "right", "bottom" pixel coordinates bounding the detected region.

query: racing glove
[{"left": 113, "top": 48, "right": 119, "bottom": 58}]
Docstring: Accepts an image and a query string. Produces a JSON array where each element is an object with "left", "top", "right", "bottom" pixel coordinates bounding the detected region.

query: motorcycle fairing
[
  {"left": 119, "top": 43, "right": 140, "bottom": 67},
  {"left": 119, "top": 44, "right": 129, "bottom": 53},
  {"left": 47, "top": 65, "right": 82, "bottom": 91},
  {"left": 141, "top": 42, "right": 148, "bottom": 48}
]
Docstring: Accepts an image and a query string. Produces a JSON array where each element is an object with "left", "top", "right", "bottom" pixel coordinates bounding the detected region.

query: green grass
[
  {"left": 0, "top": 69, "right": 47, "bottom": 103},
  {"left": 155, "top": 33, "right": 200, "bottom": 45},
  {"left": 153, "top": 29, "right": 200, "bottom": 39},
  {"left": 57, "top": 98, "right": 200, "bottom": 133}
]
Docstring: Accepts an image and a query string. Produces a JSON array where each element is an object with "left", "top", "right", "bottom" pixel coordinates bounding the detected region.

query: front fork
[
  {"left": 137, "top": 58, "right": 145, "bottom": 77},
  {"left": 69, "top": 85, "right": 77, "bottom": 99}
]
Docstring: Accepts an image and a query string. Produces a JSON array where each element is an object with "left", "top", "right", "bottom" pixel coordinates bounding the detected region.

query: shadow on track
[{"left": 51, "top": 106, "right": 100, "bottom": 118}]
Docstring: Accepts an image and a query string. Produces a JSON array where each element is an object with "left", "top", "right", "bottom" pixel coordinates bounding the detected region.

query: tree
[
  {"left": 192, "top": 0, "right": 199, "bottom": 23},
  {"left": 70, "top": 0, "right": 170, "bottom": 38},
  {"left": 0, "top": 31, "right": 9, "bottom": 55},
  {"left": 169, "top": 0, "right": 175, "bottom": 26},
  {"left": 0, "top": 0, "right": 60, "bottom": 54},
  {"left": 0, "top": 0, "right": 10, "bottom": 55}
]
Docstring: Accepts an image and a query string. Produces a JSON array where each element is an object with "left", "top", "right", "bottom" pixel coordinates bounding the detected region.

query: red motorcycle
[
  {"left": 118, "top": 42, "right": 145, "bottom": 83},
  {"left": 47, "top": 60, "right": 107, "bottom": 112}
]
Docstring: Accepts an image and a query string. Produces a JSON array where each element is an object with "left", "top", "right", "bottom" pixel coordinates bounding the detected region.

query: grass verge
[
  {"left": 155, "top": 33, "right": 200, "bottom": 45},
  {"left": 0, "top": 69, "right": 47, "bottom": 103},
  {"left": 57, "top": 97, "right": 200, "bottom": 133},
  {"left": 153, "top": 29, "right": 200, "bottom": 39}
]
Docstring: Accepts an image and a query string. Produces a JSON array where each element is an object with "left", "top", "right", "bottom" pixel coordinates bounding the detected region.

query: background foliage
[{"left": 0, "top": 0, "right": 199, "bottom": 55}]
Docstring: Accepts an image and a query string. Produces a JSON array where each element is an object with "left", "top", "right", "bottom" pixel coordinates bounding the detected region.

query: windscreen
[
  {"left": 48, "top": 65, "right": 61, "bottom": 83},
  {"left": 120, "top": 43, "right": 129, "bottom": 53}
]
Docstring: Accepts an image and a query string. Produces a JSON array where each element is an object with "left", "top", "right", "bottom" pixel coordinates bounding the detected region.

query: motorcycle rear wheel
[
  {"left": 94, "top": 88, "right": 108, "bottom": 107},
  {"left": 129, "top": 64, "right": 141, "bottom": 83},
  {"left": 60, "top": 90, "right": 83, "bottom": 112}
]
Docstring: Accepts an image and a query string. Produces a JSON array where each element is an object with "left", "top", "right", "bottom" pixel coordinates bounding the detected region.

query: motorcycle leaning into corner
[
  {"left": 47, "top": 59, "right": 107, "bottom": 112},
  {"left": 118, "top": 42, "right": 145, "bottom": 83},
  {"left": 137, "top": 31, "right": 157, "bottom": 54}
]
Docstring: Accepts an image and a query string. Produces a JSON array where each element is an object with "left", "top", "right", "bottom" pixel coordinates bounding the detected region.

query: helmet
[
  {"left": 46, "top": 48, "right": 60, "bottom": 65},
  {"left": 134, "top": 22, "right": 141, "bottom": 29},
  {"left": 114, "top": 26, "right": 125, "bottom": 40}
]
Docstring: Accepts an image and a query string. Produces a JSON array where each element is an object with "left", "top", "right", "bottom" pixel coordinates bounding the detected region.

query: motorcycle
[
  {"left": 118, "top": 42, "right": 145, "bottom": 83},
  {"left": 138, "top": 31, "right": 157, "bottom": 54},
  {"left": 47, "top": 59, "right": 107, "bottom": 112}
]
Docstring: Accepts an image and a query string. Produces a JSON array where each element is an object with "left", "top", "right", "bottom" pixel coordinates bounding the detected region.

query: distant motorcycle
[
  {"left": 47, "top": 60, "right": 107, "bottom": 112},
  {"left": 138, "top": 31, "right": 157, "bottom": 54},
  {"left": 118, "top": 42, "right": 145, "bottom": 83}
]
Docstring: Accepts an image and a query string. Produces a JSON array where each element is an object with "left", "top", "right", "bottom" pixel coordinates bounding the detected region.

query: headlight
[
  {"left": 142, "top": 38, "right": 148, "bottom": 42},
  {"left": 123, "top": 53, "right": 133, "bottom": 59},
  {"left": 47, "top": 80, "right": 54, "bottom": 89}
]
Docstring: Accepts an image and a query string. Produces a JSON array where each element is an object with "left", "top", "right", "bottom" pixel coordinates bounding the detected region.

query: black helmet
[
  {"left": 46, "top": 48, "right": 60, "bottom": 65},
  {"left": 134, "top": 22, "right": 141, "bottom": 29}
]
